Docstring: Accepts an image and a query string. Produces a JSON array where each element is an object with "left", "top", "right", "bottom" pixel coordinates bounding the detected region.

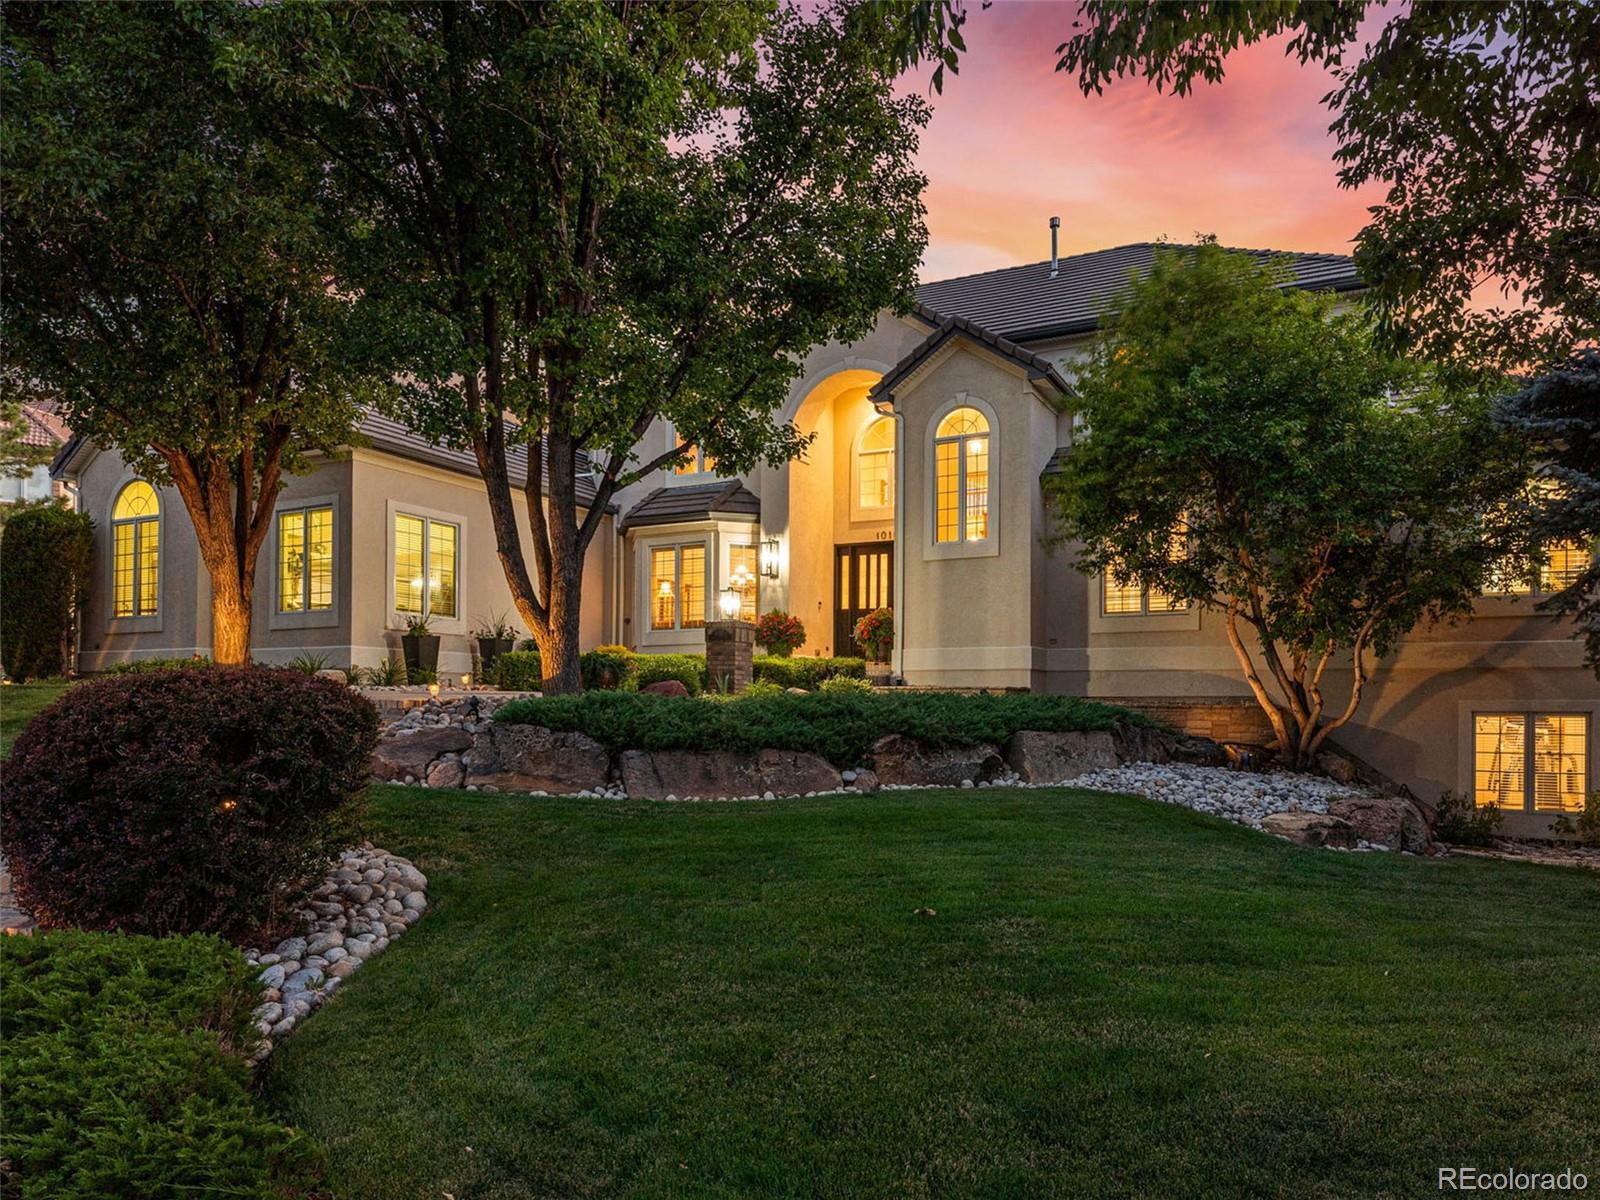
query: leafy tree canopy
[
  {"left": 887, "top": 0, "right": 1599, "bottom": 372},
  {"left": 1, "top": 2, "right": 390, "bottom": 661},
  {"left": 1045, "top": 241, "right": 1531, "bottom": 765},
  {"left": 239, "top": 0, "right": 930, "bottom": 690}
]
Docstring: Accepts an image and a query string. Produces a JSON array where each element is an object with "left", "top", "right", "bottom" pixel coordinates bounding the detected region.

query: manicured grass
[
  {"left": 267, "top": 786, "right": 1600, "bottom": 1200},
  {"left": 0, "top": 680, "right": 71, "bottom": 757}
]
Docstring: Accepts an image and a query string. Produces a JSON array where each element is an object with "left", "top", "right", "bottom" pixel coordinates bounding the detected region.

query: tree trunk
[
  {"left": 209, "top": 569, "right": 253, "bottom": 666},
  {"left": 537, "top": 566, "right": 585, "bottom": 695}
]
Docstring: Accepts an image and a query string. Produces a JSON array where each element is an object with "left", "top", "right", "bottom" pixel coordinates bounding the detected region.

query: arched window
[
  {"left": 112, "top": 481, "right": 160, "bottom": 617},
  {"left": 857, "top": 416, "right": 895, "bottom": 510},
  {"left": 933, "top": 406, "right": 989, "bottom": 544}
]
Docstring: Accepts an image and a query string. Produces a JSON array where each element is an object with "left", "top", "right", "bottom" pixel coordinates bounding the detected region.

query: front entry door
[{"left": 834, "top": 542, "right": 893, "bottom": 658}]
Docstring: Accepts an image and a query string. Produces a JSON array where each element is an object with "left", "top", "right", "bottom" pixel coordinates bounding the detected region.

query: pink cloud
[{"left": 905, "top": 1, "right": 1388, "bottom": 279}]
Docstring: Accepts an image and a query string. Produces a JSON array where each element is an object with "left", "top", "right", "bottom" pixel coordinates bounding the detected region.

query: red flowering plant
[
  {"left": 853, "top": 607, "right": 893, "bottom": 662},
  {"left": 755, "top": 609, "right": 807, "bottom": 658}
]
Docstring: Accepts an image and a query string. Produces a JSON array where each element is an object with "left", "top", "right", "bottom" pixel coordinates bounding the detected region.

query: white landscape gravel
[{"left": 1062, "top": 761, "right": 1375, "bottom": 830}]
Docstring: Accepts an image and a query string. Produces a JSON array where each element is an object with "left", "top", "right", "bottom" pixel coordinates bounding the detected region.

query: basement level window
[{"left": 1474, "top": 712, "right": 1589, "bottom": 813}]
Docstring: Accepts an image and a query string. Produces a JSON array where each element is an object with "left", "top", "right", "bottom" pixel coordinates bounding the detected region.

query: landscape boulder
[
  {"left": 1327, "top": 795, "right": 1430, "bottom": 853},
  {"left": 1109, "top": 724, "right": 1231, "bottom": 768},
  {"left": 621, "top": 748, "right": 761, "bottom": 799},
  {"left": 641, "top": 679, "right": 690, "bottom": 698},
  {"left": 1003, "top": 730, "right": 1119, "bottom": 784},
  {"left": 371, "top": 727, "right": 474, "bottom": 782},
  {"left": 1260, "top": 811, "right": 1359, "bottom": 849},
  {"left": 757, "top": 749, "right": 842, "bottom": 796},
  {"left": 462, "top": 723, "right": 609, "bottom": 793},
  {"left": 870, "top": 734, "right": 1004, "bottom": 788}
]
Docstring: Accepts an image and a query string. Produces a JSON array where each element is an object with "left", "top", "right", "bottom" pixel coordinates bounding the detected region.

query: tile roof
[
  {"left": 18, "top": 402, "right": 70, "bottom": 450},
  {"left": 869, "top": 308, "right": 1073, "bottom": 405},
  {"left": 619, "top": 479, "right": 761, "bottom": 530},
  {"left": 355, "top": 410, "right": 603, "bottom": 509},
  {"left": 915, "top": 242, "right": 1361, "bottom": 344}
]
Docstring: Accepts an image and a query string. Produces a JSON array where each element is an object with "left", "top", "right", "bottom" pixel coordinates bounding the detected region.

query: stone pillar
[{"left": 705, "top": 620, "right": 756, "bottom": 693}]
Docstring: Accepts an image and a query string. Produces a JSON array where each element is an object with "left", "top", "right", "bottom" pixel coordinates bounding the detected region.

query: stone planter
[
  {"left": 401, "top": 633, "right": 439, "bottom": 677},
  {"left": 476, "top": 636, "right": 514, "bottom": 672}
]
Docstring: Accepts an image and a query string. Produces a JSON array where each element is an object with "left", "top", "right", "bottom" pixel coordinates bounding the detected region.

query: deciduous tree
[
  {"left": 1045, "top": 243, "right": 1530, "bottom": 768},
  {"left": 1, "top": 3, "right": 385, "bottom": 662},
  {"left": 245, "top": 0, "right": 929, "bottom": 692}
]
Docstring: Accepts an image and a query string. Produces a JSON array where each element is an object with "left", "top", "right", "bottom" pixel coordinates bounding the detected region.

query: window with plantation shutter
[{"left": 1474, "top": 711, "right": 1589, "bottom": 814}]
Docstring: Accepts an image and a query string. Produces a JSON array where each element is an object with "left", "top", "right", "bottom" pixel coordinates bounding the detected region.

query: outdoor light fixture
[
  {"left": 760, "top": 537, "right": 780, "bottom": 578},
  {"left": 427, "top": 681, "right": 441, "bottom": 699},
  {"left": 718, "top": 587, "right": 741, "bottom": 620},
  {"left": 460, "top": 674, "right": 472, "bottom": 688}
]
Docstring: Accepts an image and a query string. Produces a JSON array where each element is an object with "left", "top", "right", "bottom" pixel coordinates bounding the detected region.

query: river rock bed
[
  {"left": 241, "top": 843, "right": 428, "bottom": 1063},
  {"left": 1064, "top": 762, "right": 1367, "bottom": 832}
]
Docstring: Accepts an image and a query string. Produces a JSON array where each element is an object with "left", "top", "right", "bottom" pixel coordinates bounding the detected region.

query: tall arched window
[
  {"left": 112, "top": 481, "right": 160, "bottom": 617},
  {"left": 933, "top": 406, "right": 989, "bottom": 544},
  {"left": 857, "top": 417, "right": 895, "bottom": 510}
]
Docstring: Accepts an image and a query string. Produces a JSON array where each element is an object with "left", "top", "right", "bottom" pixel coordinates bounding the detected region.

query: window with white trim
[
  {"left": 1101, "top": 523, "right": 1190, "bottom": 616},
  {"left": 277, "top": 505, "right": 334, "bottom": 613},
  {"left": 1474, "top": 712, "right": 1589, "bottom": 814},
  {"left": 672, "top": 441, "right": 718, "bottom": 476},
  {"left": 933, "top": 406, "right": 989, "bottom": 544},
  {"left": 857, "top": 417, "right": 894, "bottom": 510},
  {"left": 729, "top": 543, "right": 759, "bottom": 621},
  {"left": 394, "top": 512, "right": 458, "bottom": 620},
  {"left": 111, "top": 481, "right": 160, "bottom": 618},
  {"left": 649, "top": 543, "right": 707, "bottom": 630}
]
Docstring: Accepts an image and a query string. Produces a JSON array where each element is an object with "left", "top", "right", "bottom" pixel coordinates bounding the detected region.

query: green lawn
[
  {"left": 266, "top": 786, "right": 1600, "bottom": 1200},
  {"left": 0, "top": 680, "right": 71, "bottom": 757}
]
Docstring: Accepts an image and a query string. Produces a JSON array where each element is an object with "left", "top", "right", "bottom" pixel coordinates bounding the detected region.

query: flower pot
[
  {"left": 401, "top": 633, "right": 440, "bottom": 677},
  {"left": 477, "top": 636, "right": 514, "bottom": 671}
]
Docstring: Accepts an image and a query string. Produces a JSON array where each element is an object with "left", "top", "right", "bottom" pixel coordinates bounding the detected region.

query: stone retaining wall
[
  {"left": 1110, "top": 697, "right": 1277, "bottom": 746},
  {"left": 372, "top": 719, "right": 1228, "bottom": 800}
]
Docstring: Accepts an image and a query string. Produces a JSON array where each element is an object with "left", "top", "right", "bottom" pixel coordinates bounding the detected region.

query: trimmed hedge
[
  {"left": 488, "top": 650, "right": 542, "bottom": 690},
  {"left": 627, "top": 652, "right": 705, "bottom": 696},
  {"left": 0, "top": 504, "right": 94, "bottom": 681},
  {"left": 494, "top": 689, "right": 1146, "bottom": 767},
  {"left": 0, "top": 931, "right": 319, "bottom": 1200},
  {"left": 4, "top": 666, "right": 379, "bottom": 937},
  {"left": 752, "top": 655, "right": 865, "bottom": 689}
]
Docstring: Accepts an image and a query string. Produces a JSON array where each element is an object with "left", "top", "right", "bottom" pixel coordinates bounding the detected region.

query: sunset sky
[{"left": 906, "top": 2, "right": 1388, "bottom": 282}]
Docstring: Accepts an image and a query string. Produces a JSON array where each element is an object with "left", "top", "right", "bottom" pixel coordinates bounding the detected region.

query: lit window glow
[
  {"left": 1475, "top": 712, "right": 1588, "bottom": 814},
  {"left": 393, "top": 512, "right": 458, "bottom": 620},
  {"left": 112, "top": 481, "right": 160, "bottom": 618},
  {"left": 278, "top": 505, "right": 334, "bottom": 614},
  {"left": 858, "top": 417, "right": 894, "bottom": 510},
  {"left": 933, "top": 406, "right": 989, "bottom": 545},
  {"left": 649, "top": 543, "right": 707, "bottom": 630}
]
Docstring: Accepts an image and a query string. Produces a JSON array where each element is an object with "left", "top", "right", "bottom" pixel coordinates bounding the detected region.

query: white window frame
[
  {"left": 851, "top": 415, "right": 896, "bottom": 521},
  {"left": 922, "top": 393, "right": 1000, "bottom": 561},
  {"left": 270, "top": 494, "right": 340, "bottom": 630},
  {"left": 646, "top": 541, "right": 708, "bottom": 633},
  {"left": 385, "top": 499, "right": 466, "bottom": 633}
]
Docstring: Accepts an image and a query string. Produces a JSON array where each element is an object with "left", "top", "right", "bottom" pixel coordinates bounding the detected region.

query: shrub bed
[
  {"left": 4, "top": 665, "right": 379, "bottom": 937},
  {"left": 752, "top": 655, "right": 865, "bottom": 688},
  {"left": 627, "top": 652, "right": 706, "bottom": 696},
  {"left": 488, "top": 649, "right": 543, "bottom": 690},
  {"left": 0, "top": 504, "right": 94, "bottom": 682},
  {"left": 0, "top": 931, "right": 318, "bottom": 1200},
  {"left": 494, "top": 690, "right": 1146, "bottom": 767}
]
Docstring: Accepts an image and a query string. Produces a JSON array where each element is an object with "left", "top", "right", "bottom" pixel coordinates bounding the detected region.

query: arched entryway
[{"left": 776, "top": 368, "right": 895, "bottom": 657}]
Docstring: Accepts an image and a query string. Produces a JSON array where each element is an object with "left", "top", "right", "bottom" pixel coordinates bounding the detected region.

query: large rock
[
  {"left": 1327, "top": 795, "right": 1429, "bottom": 852},
  {"left": 425, "top": 756, "right": 466, "bottom": 790},
  {"left": 620, "top": 749, "right": 760, "bottom": 799},
  {"left": 371, "top": 728, "right": 473, "bottom": 782},
  {"left": 1260, "top": 811, "right": 1358, "bottom": 849},
  {"left": 641, "top": 679, "right": 690, "bottom": 698},
  {"left": 757, "top": 749, "right": 842, "bottom": 796},
  {"left": 1004, "top": 730, "right": 1119, "bottom": 784},
  {"left": 870, "top": 734, "right": 1004, "bottom": 788},
  {"left": 1112, "top": 723, "right": 1231, "bottom": 768},
  {"left": 462, "top": 724, "right": 609, "bottom": 793}
]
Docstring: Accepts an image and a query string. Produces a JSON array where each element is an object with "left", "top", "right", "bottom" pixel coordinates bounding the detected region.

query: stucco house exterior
[{"left": 52, "top": 242, "right": 1597, "bottom": 834}]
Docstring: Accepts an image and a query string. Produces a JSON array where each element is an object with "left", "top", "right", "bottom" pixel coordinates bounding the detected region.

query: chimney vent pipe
[{"left": 1049, "top": 216, "right": 1061, "bottom": 278}]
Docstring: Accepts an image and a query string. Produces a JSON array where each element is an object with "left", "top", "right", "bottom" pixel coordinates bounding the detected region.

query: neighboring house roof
[
  {"left": 869, "top": 309, "right": 1073, "bottom": 406},
  {"left": 1040, "top": 445, "right": 1071, "bottom": 479},
  {"left": 18, "top": 402, "right": 70, "bottom": 451},
  {"left": 619, "top": 479, "right": 761, "bottom": 531},
  {"left": 915, "top": 241, "right": 1361, "bottom": 344}
]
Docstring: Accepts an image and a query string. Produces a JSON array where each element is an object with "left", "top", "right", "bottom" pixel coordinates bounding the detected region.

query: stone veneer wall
[{"left": 1112, "top": 697, "right": 1276, "bottom": 746}]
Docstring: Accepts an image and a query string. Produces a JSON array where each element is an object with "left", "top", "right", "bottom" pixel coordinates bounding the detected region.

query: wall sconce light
[
  {"left": 760, "top": 537, "right": 780, "bottom": 579},
  {"left": 718, "top": 587, "right": 742, "bottom": 620}
]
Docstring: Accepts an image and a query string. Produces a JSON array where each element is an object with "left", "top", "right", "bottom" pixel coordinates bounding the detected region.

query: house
[
  {"left": 51, "top": 241, "right": 1596, "bottom": 835},
  {"left": 2, "top": 401, "right": 72, "bottom": 508}
]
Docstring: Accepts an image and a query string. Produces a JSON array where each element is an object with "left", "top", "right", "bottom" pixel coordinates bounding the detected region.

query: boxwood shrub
[
  {"left": 494, "top": 689, "right": 1145, "bottom": 767},
  {"left": 488, "top": 649, "right": 543, "bottom": 690},
  {"left": 626, "top": 652, "right": 707, "bottom": 696},
  {"left": 0, "top": 931, "right": 319, "bottom": 1200},
  {"left": 4, "top": 665, "right": 379, "bottom": 937},
  {"left": 752, "top": 655, "right": 865, "bottom": 689}
]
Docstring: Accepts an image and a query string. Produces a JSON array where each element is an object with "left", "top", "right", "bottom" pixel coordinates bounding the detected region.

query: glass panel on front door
[{"left": 834, "top": 543, "right": 892, "bottom": 658}]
